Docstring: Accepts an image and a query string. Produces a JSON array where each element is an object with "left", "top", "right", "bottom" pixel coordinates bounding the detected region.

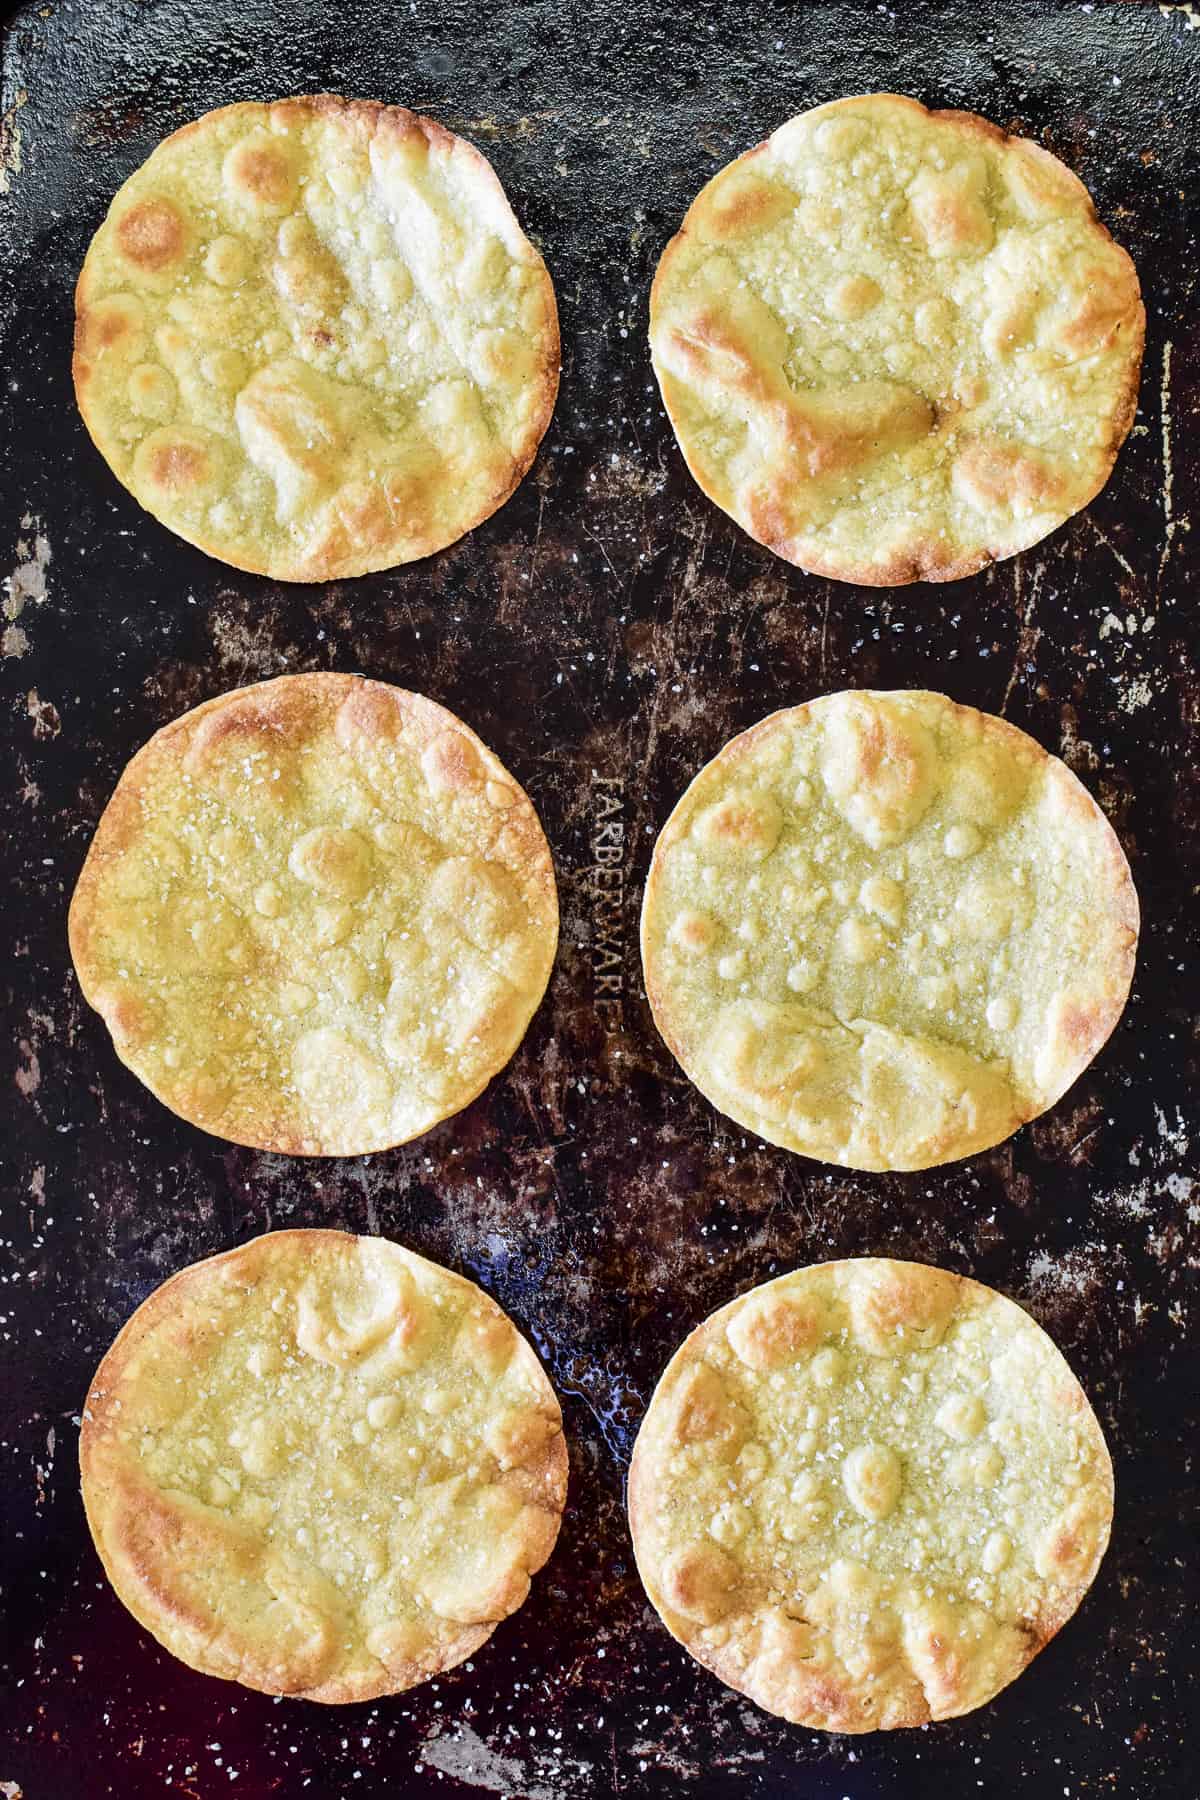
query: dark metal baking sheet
[{"left": 2, "top": 1, "right": 1198, "bottom": 1796}]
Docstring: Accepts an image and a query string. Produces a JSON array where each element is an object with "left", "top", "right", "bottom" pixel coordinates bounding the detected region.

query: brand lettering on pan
[{"left": 589, "top": 775, "right": 625, "bottom": 1027}]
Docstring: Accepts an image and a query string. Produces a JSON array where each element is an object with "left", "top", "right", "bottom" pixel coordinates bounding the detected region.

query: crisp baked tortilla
[
  {"left": 69, "top": 672, "right": 559, "bottom": 1154},
  {"left": 650, "top": 93, "right": 1143, "bottom": 584},
  {"left": 640, "top": 689, "right": 1137, "bottom": 1171},
  {"left": 81, "top": 1230, "right": 568, "bottom": 1702},
  {"left": 628, "top": 1257, "right": 1112, "bottom": 1731},
  {"left": 74, "top": 95, "right": 558, "bottom": 579}
]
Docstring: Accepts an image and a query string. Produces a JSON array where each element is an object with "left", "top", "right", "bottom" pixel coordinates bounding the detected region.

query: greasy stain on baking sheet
[{"left": 1, "top": 1, "right": 1198, "bottom": 1798}]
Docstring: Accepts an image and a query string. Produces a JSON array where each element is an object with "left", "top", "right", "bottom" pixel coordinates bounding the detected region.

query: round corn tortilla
[
  {"left": 74, "top": 95, "right": 558, "bottom": 580},
  {"left": 81, "top": 1229, "right": 568, "bottom": 1702},
  {"left": 68, "top": 672, "right": 558, "bottom": 1154},
  {"left": 628, "top": 1256, "right": 1112, "bottom": 1731},
  {"left": 640, "top": 689, "right": 1137, "bottom": 1171},
  {"left": 649, "top": 93, "right": 1143, "bottom": 585}
]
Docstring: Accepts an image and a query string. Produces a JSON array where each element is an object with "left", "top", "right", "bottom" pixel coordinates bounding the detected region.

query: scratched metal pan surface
[{"left": 1, "top": 1, "right": 1197, "bottom": 1796}]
